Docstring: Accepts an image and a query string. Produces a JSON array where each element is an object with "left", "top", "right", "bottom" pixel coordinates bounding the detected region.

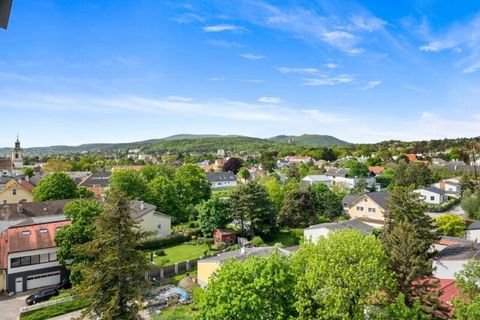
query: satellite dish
[{"left": 0, "top": 0, "right": 13, "bottom": 30}]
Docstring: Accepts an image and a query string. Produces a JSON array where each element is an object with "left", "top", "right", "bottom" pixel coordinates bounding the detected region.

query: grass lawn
[
  {"left": 266, "top": 229, "right": 302, "bottom": 247},
  {"left": 20, "top": 298, "right": 89, "bottom": 320},
  {"left": 152, "top": 244, "right": 215, "bottom": 265},
  {"left": 152, "top": 305, "right": 197, "bottom": 320},
  {"left": 171, "top": 270, "right": 197, "bottom": 286}
]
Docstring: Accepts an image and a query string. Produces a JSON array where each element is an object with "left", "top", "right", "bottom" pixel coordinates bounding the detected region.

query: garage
[{"left": 26, "top": 271, "right": 61, "bottom": 290}]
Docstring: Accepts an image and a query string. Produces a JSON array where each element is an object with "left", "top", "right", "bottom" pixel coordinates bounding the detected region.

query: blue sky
[{"left": 1, "top": 0, "right": 480, "bottom": 147}]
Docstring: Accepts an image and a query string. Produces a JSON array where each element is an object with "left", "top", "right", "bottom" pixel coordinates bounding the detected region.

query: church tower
[{"left": 11, "top": 135, "right": 24, "bottom": 174}]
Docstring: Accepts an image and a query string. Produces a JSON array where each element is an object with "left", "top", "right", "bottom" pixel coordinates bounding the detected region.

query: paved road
[
  {"left": 0, "top": 293, "right": 29, "bottom": 320},
  {"left": 427, "top": 204, "right": 466, "bottom": 220}
]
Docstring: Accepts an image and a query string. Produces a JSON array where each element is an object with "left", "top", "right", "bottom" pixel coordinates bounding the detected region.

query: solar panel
[{"left": 0, "top": 0, "right": 13, "bottom": 30}]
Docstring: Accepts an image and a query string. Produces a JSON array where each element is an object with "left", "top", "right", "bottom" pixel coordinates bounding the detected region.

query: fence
[
  {"left": 148, "top": 257, "right": 202, "bottom": 280},
  {"left": 19, "top": 296, "right": 74, "bottom": 314}
]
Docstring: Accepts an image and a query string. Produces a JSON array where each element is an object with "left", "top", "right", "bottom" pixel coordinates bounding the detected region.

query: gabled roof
[
  {"left": 368, "top": 166, "right": 385, "bottom": 175},
  {"left": 435, "top": 236, "right": 480, "bottom": 261},
  {"left": 79, "top": 171, "right": 111, "bottom": 188},
  {"left": 302, "top": 175, "right": 330, "bottom": 182},
  {"left": 206, "top": 171, "right": 236, "bottom": 183},
  {"left": 343, "top": 195, "right": 360, "bottom": 207},
  {"left": 365, "top": 191, "right": 390, "bottom": 211},
  {"left": 305, "top": 219, "right": 374, "bottom": 234},
  {"left": 325, "top": 168, "right": 349, "bottom": 177},
  {"left": 422, "top": 186, "right": 447, "bottom": 195},
  {"left": 0, "top": 199, "right": 71, "bottom": 222}
]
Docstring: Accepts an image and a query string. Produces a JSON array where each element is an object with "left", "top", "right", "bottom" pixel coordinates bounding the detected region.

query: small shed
[{"left": 213, "top": 229, "right": 237, "bottom": 245}]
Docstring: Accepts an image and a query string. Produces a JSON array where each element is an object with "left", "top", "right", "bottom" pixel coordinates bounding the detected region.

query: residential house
[
  {"left": 0, "top": 221, "right": 70, "bottom": 293},
  {"left": 466, "top": 221, "right": 480, "bottom": 242},
  {"left": 303, "top": 220, "right": 374, "bottom": 244},
  {"left": 344, "top": 191, "right": 389, "bottom": 224},
  {"left": 433, "top": 236, "right": 480, "bottom": 279},
  {"left": 0, "top": 179, "right": 35, "bottom": 204},
  {"left": 325, "top": 168, "right": 376, "bottom": 190},
  {"left": 78, "top": 171, "right": 111, "bottom": 197},
  {"left": 406, "top": 153, "right": 418, "bottom": 162},
  {"left": 130, "top": 201, "right": 172, "bottom": 238},
  {"left": 414, "top": 186, "right": 448, "bottom": 205},
  {"left": 301, "top": 175, "right": 331, "bottom": 187},
  {"left": 213, "top": 229, "right": 237, "bottom": 245},
  {"left": 285, "top": 156, "right": 313, "bottom": 165},
  {"left": 206, "top": 172, "right": 237, "bottom": 190},
  {"left": 433, "top": 179, "right": 462, "bottom": 197},
  {"left": 247, "top": 167, "right": 267, "bottom": 181},
  {"left": 197, "top": 246, "right": 292, "bottom": 287},
  {"left": 368, "top": 166, "right": 385, "bottom": 176}
]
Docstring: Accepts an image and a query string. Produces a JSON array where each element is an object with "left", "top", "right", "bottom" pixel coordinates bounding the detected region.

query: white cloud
[
  {"left": 239, "top": 53, "right": 266, "bottom": 60},
  {"left": 325, "top": 63, "right": 339, "bottom": 69},
  {"left": 258, "top": 96, "right": 281, "bottom": 104},
  {"left": 278, "top": 67, "right": 319, "bottom": 74},
  {"left": 303, "top": 74, "right": 354, "bottom": 86},
  {"left": 206, "top": 40, "right": 243, "bottom": 48},
  {"left": 202, "top": 24, "right": 245, "bottom": 32},
  {"left": 359, "top": 80, "right": 381, "bottom": 90},
  {"left": 167, "top": 96, "right": 194, "bottom": 102},
  {"left": 350, "top": 16, "right": 386, "bottom": 32},
  {"left": 172, "top": 13, "right": 205, "bottom": 24}
]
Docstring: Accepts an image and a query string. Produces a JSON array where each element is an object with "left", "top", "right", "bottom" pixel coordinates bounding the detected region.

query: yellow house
[
  {"left": 0, "top": 179, "right": 35, "bottom": 204},
  {"left": 346, "top": 191, "right": 389, "bottom": 221},
  {"left": 197, "top": 247, "right": 292, "bottom": 287},
  {"left": 130, "top": 201, "right": 172, "bottom": 238}
]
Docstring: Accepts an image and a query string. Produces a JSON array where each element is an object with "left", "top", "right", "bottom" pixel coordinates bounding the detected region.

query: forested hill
[
  {"left": 0, "top": 134, "right": 347, "bottom": 156},
  {"left": 269, "top": 134, "right": 350, "bottom": 146}
]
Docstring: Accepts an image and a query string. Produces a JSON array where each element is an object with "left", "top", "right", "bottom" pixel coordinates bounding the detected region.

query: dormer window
[
  {"left": 22, "top": 230, "right": 31, "bottom": 236},
  {"left": 39, "top": 229, "right": 48, "bottom": 234}
]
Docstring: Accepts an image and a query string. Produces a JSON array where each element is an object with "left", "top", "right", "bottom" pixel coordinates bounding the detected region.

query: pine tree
[
  {"left": 74, "top": 189, "right": 150, "bottom": 320},
  {"left": 381, "top": 186, "right": 442, "bottom": 316}
]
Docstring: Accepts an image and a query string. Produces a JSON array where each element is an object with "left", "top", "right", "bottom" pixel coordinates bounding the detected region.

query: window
[
  {"left": 12, "top": 188, "right": 16, "bottom": 195},
  {"left": 39, "top": 229, "right": 48, "bottom": 234},
  {"left": 22, "top": 230, "right": 31, "bottom": 236},
  {"left": 157, "top": 224, "right": 161, "bottom": 229},
  {"left": 31, "top": 255, "right": 40, "bottom": 265},
  {"left": 49, "top": 252, "right": 57, "bottom": 262},
  {"left": 15, "top": 153, "right": 18, "bottom": 159},
  {"left": 356, "top": 206, "right": 364, "bottom": 211},
  {"left": 368, "top": 208, "right": 376, "bottom": 213},
  {"left": 40, "top": 253, "right": 49, "bottom": 263},
  {"left": 20, "top": 256, "right": 31, "bottom": 266},
  {"left": 430, "top": 196, "right": 435, "bottom": 201},
  {"left": 11, "top": 258, "right": 21, "bottom": 268}
]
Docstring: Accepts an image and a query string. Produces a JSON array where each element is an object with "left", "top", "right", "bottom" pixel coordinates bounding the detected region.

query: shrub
[
  {"left": 250, "top": 236, "right": 264, "bottom": 247},
  {"left": 138, "top": 234, "right": 190, "bottom": 251},
  {"left": 229, "top": 244, "right": 240, "bottom": 251},
  {"left": 155, "top": 249, "right": 166, "bottom": 257},
  {"left": 429, "top": 197, "right": 461, "bottom": 213},
  {"left": 213, "top": 241, "right": 227, "bottom": 250}
]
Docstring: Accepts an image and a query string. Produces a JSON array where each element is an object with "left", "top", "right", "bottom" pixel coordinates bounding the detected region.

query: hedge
[
  {"left": 138, "top": 234, "right": 190, "bottom": 251},
  {"left": 429, "top": 197, "right": 461, "bottom": 213}
]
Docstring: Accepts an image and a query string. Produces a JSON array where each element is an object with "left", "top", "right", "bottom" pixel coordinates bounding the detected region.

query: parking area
[{"left": 0, "top": 293, "right": 29, "bottom": 320}]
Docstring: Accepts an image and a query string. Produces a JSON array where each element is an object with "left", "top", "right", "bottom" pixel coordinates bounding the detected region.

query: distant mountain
[
  {"left": 0, "top": 134, "right": 349, "bottom": 156},
  {"left": 269, "top": 134, "right": 350, "bottom": 146}
]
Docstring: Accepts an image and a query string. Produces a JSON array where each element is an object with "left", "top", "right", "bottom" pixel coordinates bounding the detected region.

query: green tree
[
  {"left": 381, "top": 187, "right": 440, "bottom": 314},
  {"left": 278, "top": 188, "right": 318, "bottom": 228},
  {"left": 23, "top": 167, "right": 34, "bottom": 178},
  {"left": 436, "top": 214, "right": 465, "bottom": 237},
  {"left": 237, "top": 167, "right": 250, "bottom": 182},
  {"left": 145, "top": 175, "right": 182, "bottom": 222},
  {"left": 199, "top": 252, "right": 296, "bottom": 320},
  {"left": 293, "top": 230, "right": 394, "bottom": 319},
  {"left": 33, "top": 172, "right": 78, "bottom": 201},
  {"left": 460, "top": 172, "right": 475, "bottom": 195},
  {"left": 74, "top": 189, "right": 149, "bottom": 320},
  {"left": 341, "top": 159, "right": 369, "bottom": 178},
  {"left": 197, "top": 197, "right": 231, "bottom": 237},
  {"left": 55, "top": 199, "right": 102, "bottom": 284},
  {"left": 110, "top": 169, "right": 147, "bottom": 199},
  {"left": 229, "top": 182, "right": 277, "bottom": 237},
  {"left": 139, "top": 164, "right": 175, "bottom": 182},
  {"left": 175, "top": 164, "right": 211, "bottom": 208},
  {"left": 461, "top": 188, "right": 480, "bottom": 219},
  {"left": 371, "top": 293, "right": 429, "bottom": 320},
  {"left": 259, "top": 175, "right": 284, "bottom": 212},
  {"left": 309, "top": 184, "right": 344, "bottom": 220},
  {"left": 454, "top": 259, "right": 480, "bottom": 319},
  {"left": 76, "top": 186, "right": 94, "bottom": 199}
]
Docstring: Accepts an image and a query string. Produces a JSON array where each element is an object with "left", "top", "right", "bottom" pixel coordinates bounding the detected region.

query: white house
[
  {"left": 433, "top": 179, "right": 462, "bottom": 197},
  {"left": 206, "top": 172, "right": 237, "bottom": 190},
  {"left": 433, "top": 237, "right": 480, "bottom": 279},
  {"left": 414, "top": 186, "right": 448, "bottom": 205},
  {"left": 466, "top": 221, "right": 480, "bottom": 242},
  {"left": 301, "top": 175, "right": 331, "bottom": 187},
  {"left": 304, "top": 220, "right": 374, "bottom": 244}
]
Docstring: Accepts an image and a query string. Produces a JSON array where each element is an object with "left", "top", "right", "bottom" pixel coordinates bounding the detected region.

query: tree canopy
[
  {"left": 33, "top": 172, "right": 78, "bottom": 201},
  {"left": 109, "top": 169, "right": 147, "bottom": 199}
]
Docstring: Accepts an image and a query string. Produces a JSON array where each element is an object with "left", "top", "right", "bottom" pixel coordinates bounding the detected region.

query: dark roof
[
  {"left": 306, "top": 219, "right": 374, "bottom": 234},
  {"left": 206, "top": 171, "right": 236, "bottom": 183},
  {"left": 366, "top": 191, "right": 390, "bottom": 210},
  {"left": 436, "top": 242, "right": 480, "bottom": 261},
  {"left": 325, "top": 168, "right": 349, "bottom": 177},
  {"left": 0, "top": 199, "right": 72, "bottom": 221},
  {"left": 343, "top": 195, "right": 360, "bottom": 207},
  {"left": 467, "top": 221, "right": 480, "bottom": 230},
  {"left": 423, "top": 186, "right": 447, "bottom": 195},
  {"left": 79, "top": 171, "right": 111, "bottom": 188},
  {"left": 0, "top": 159, "right": 11, "bottom": 170}
]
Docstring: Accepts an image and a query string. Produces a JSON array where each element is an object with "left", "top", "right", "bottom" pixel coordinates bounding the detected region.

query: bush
[
  {"left": 155, "top": 249, "right": 166, "bottom": 256},
  {"left": 229, "top": 244, "right": 240, "bottom": 251},
  {"left": 138, "top": 234, "right": 190, "bottom": 251},
  {"left": 20, "top": 298, "right": 90, "bottom": 320},
  {"left": 250, "top": 236, "right": 264, "bottom": 247},
  {"left": 429, "top": 197, "right": 461, "bottom": 213},
  {"left": 213, "top": 241, "right": 227, "bottom": 250}
]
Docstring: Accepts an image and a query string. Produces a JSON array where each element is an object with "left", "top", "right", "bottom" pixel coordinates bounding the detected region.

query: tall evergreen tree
[
  {"left": 278, "top": 188, "right": 318, "bottom": 228},
  {"left": 381, "top": 186, "right": 441, "bottom": 315},
  {"left": 74, "top": 189, "right": 149, "bottom": 320}
]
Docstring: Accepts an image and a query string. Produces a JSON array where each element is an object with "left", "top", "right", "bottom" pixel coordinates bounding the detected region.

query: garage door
[{"left": 26, "top": 271, "right": 61, "bottom": 290}]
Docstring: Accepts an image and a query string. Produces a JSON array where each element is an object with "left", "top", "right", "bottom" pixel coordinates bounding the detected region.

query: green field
[{"left": 152, "top": 244, "right": 214, "bottom": 265}]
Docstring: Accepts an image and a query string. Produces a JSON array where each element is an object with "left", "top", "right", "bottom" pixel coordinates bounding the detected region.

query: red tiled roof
[
  {"left": 16, "top": 179, "right": 35, "bottom": 193},
  {"left": 407, "top": 154, "right": 418, "bottom": 162},
  {"left": 368, "top": 166, "right": 385, "bottom": 175}
]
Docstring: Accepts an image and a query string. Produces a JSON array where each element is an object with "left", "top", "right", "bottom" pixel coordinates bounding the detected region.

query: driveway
[
  {"left": 0, "top": 293, "right": 29, "bottom": 320},
  {"left": 427, "top": 204, "right": 466, "bottom": 220}
]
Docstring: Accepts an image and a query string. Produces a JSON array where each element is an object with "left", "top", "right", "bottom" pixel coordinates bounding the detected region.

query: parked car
[
  {"left": 56, "top": 278, "right": 72, "bottom": 290},
  {"left": 25, "top": 288, "right": 59, "bottom": 305}
]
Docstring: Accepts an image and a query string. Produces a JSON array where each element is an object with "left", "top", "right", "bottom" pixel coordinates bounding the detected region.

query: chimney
[{"left": 440, "top": 181, "right": 446, "bottom": 190}]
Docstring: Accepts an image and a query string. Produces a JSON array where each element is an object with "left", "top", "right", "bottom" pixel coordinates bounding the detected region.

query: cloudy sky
[{"left": 1, "top": 0, "right": 480, "bottom": 147}]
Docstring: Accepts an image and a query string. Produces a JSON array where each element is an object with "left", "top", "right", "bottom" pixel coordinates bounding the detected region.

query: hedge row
[
  {"left": 138, "top": 234, "right": 190, "bottom": 251},
  {"left": 429, "top": 197, "right": 461, "bottom": 213}
]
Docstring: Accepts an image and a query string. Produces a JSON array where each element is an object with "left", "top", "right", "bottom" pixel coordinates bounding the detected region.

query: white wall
[
  {"left": 466, "top": 229, "right": 480, "bottom": 242},
  {"left": 8, "top": 247, "right": 60, "bottom": 275},
  {"left": 433, "top": 260, "right": 466, "bottom": 279},
  {"left": 304, "top": 228, "right": 330, "bottom": 244},
  {"left": 414, "top": 190, "right": 447, "bottom": 205}
]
